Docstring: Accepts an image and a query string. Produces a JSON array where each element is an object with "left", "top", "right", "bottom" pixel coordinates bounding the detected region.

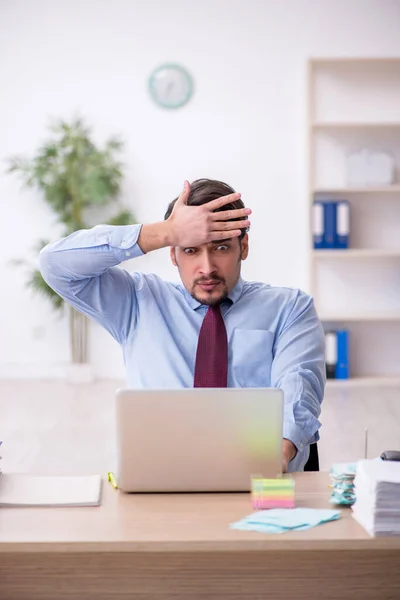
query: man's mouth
[{"left": 197, "top": 280, "right": 221, "bottom": 291}]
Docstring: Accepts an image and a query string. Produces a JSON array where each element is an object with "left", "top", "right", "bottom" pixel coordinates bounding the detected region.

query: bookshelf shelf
[
  {"left": 326, "top": 376, "right": 400, "bottom": 389},
  {"left": 310, "top": 57, "right": 400, "bottom": 65},
  {"left": 312, "top": 249, "right": 400, "bottom": 259},
  {"left": 309, "top": 58, "right": 400, "bottom": 386},
  {"left": 314, "top": 187, "right": 400, "bottom": 194},
  {"left": 319, "top": 313, "right": 400, "bottom": 322},
  {"left": 312, "top": 122, "right": 400, "bottom": 130}
]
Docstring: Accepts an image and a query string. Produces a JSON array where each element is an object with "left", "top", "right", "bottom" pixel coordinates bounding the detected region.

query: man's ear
[
  {"left": 170, "top": 246, "right": 177, "bottom": 266},
  {"left": 240, "top": 234, "right": 249, "bottom": 260}
]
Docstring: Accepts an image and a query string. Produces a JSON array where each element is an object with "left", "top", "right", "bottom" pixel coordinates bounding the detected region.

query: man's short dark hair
[{"left": 164, "top": 178, "right": 248, "bottom": 240}]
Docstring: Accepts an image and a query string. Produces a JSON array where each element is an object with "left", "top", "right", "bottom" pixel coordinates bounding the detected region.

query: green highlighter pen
[{"left": 107, "top": 471, "right": 118, "bottom": 489}]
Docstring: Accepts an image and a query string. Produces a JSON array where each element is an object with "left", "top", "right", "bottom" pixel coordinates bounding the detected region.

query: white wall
[{"left": 1, "top": 0, "right": 400, "bottom": 379}]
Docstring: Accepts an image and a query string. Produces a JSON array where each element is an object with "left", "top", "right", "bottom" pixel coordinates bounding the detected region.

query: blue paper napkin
[{"left": 230, "top": 508, "right": 341, "bottom": 534}]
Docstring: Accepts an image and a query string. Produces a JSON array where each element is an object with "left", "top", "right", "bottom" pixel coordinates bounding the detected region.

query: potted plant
[{"left": 7, "top": 117, "right": 135, "bottom": 382}]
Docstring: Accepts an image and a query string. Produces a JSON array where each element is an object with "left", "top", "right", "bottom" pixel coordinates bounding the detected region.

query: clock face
[{"left": 148, "top": 64, "right": 193, "bottom": 109}]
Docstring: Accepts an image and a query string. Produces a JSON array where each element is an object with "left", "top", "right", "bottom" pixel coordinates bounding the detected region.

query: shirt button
[
  {"left": 125, "top": 251, "right": 131, "bottom": 257},
  {"left": 121, "top": 241, "right": 127, "bottom": 248}
]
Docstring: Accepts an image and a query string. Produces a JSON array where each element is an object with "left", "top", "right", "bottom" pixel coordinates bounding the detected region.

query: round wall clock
[{"left": 148, "top": 63, "right": 193, "bottom": 109}]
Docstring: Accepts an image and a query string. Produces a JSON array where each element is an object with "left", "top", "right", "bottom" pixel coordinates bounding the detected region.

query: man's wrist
[
  {"left": 163, "top": 218, "right": 175, "bottom": 247},
  {"left": 138, "top": 222, "right": 171, "bottom": 253},
  {"left": 283, "top": 438, "right": 297, "bottom": 462}
]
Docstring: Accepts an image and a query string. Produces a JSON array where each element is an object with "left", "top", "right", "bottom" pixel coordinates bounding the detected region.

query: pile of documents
[
  {"left": 352, "top": 458, "right": 400, "bottom": 536},
  {"left": 329, "top": 462, "right": 357, "bottom": 505}
]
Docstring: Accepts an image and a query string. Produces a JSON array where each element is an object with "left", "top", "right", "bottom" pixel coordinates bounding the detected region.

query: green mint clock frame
[{"left": 148, "top": 63, "right": 193, "bottom": 109}]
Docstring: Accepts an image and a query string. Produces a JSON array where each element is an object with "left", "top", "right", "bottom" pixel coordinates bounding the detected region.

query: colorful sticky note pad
[{"left": 251, "top": 476, "right": 295, "bottom": 510}]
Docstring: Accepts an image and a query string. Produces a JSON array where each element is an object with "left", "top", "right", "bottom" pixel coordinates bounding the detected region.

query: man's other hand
[{"left": 282, "top": 438, "right": 297, "bottom": 473}]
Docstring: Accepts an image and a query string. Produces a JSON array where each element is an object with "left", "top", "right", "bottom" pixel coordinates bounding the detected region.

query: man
[{"left": 39, "top": 178, "right": 325, "bottom": 472}]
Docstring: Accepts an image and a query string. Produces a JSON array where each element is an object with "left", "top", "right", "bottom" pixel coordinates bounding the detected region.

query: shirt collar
[
  {"left": 182, "top": 276, "right": 245, "bottom": 310},
  {"left": 228, "top": 276, "right": 244, "bottom": 304}
]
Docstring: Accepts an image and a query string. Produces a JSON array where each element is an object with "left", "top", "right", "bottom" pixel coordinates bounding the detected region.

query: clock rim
[{"left": 148, "top": 63, "right": 194, "bottom": 109}]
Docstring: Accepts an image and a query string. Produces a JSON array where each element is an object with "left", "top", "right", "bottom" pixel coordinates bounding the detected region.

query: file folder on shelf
[
  {"left": 325, "top": 331, "right": 337, "bottom": 379},
  {"left": 336, "top": 201, "right": 350, "bottom": 249},
  {"left": 335, "top": 330, "right": 349, "bottom": 379},
  {"left": 312, "top": 200, "right": 350, "bottom": 250},
  {"left": 312, "top": 201, "right": 325, "bottom": 249}
]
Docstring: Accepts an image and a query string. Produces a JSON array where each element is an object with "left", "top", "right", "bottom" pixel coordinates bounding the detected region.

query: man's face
[{"left": 170, "top": 234, "right": 249, "bottom": 305}]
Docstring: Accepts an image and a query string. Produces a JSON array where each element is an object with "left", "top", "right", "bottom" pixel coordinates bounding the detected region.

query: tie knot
[
  {"left": 207, "top": 298, "right": 232, "bottom": 313},
  {"left": 209, "top": 303, "right": 221, "bottom": 313}
]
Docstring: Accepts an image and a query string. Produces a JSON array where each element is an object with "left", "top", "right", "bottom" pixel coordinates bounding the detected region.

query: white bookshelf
[{"left": 308, "top": 58, "right": 400, "bottom": 386}]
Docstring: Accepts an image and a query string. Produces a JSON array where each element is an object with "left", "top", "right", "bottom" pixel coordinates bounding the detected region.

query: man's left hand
[{"left": 282, "top": 438, "right": 297, "bottom": 473}]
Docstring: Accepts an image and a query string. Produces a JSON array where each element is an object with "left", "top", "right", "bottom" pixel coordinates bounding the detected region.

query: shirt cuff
[
  {"left": 108, "top": 224, "right": 144, "bottom": 261},
  {"left": 283, "top": 422, "right": 308, "bottom": 453}
]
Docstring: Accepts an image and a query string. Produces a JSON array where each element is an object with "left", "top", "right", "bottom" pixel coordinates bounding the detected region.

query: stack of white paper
[
  {"left": 352, "top": 458, "right": 400, "bottom": 536},
  {"left": 0, "top": 474, "right": 102, "bottom": 507}
]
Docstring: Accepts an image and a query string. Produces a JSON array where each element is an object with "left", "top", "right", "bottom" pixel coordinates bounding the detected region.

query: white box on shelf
[{"left": 346, "top": 149, "right": 395, "bottom": 187}]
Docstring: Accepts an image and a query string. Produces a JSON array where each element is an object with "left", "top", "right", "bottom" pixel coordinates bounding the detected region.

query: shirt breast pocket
[{"left": 231, "top": 329, "right": 274, "bottom": 388}]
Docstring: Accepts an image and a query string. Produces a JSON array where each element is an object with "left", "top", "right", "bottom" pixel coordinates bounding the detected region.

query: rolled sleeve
[
  {"left": 39, "top": 224, "right": 145, "bottom": 344},
  {"left": 271, "top": 290, "right": 326, "bottom": 471}
]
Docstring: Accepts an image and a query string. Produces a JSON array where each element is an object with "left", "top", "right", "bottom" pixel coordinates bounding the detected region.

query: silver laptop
[{"left": 115, "top": 388, "right": 283, "bottom": 493}]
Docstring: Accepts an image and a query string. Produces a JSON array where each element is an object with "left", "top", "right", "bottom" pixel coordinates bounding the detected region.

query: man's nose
[{"left": 198, "top": 252, "right": 217, "bottom": 277}]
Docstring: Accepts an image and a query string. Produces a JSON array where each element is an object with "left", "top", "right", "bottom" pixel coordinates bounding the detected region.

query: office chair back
[{"left": 304, "top": 443, "right": 319, "bottom": 472}]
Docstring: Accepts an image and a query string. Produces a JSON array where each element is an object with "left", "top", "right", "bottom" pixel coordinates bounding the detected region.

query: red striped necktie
[{"left": 193, "top": 304, "right": 228, "bottom": 388}]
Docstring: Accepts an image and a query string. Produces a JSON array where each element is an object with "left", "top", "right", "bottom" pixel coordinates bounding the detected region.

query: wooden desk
[{"left": 1, "top": 472, "right": 399, "bottom": 600}]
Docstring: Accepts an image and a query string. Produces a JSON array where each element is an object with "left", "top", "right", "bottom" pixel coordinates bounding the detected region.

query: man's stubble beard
[{"left": 191, "top": 281, "right": 229, "bottom": 306}]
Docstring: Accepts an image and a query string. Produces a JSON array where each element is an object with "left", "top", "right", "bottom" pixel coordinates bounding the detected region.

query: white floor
[{"left": 1, "top": 380, "right": 399, "bottom": 475}]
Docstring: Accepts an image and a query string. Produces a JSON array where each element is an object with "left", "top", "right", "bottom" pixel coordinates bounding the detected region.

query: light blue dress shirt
[{"left": 39, "top": 224, "right": 326, "bottom": 472}]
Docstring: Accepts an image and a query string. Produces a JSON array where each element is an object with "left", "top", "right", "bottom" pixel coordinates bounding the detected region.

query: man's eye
[
  {"left": 184, "top": 248, "right": 196, "bottom": 254},
  {"left": 215, "top": 245, "right": 229, "bottom": 251}
]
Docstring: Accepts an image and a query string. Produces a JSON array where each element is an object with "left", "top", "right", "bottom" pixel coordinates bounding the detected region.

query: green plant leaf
[
  {"left": 35, "top": 238, "right": 51, "bottom": 252},
  {"left": 9, "top": 258, "right": 27, "bottom": 267},
  {"left": 5, "top": 156, "right": 32, "bottom": 178},
  {"left": 106, "top": 137, "right": 124, "bottom": 152},
  {"left": 108, "top": 209, "right": 136, "bottom": 226}
]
